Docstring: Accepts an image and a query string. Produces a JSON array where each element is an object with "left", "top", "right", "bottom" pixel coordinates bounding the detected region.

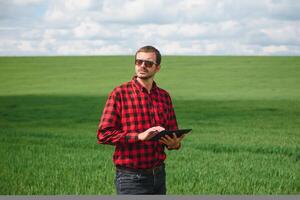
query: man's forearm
[{"left": 97, "top": 128, "right": 139, "bottom": 145}]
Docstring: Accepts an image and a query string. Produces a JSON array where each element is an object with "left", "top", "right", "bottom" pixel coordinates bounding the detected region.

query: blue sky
[{"left": 0, "top": 0, "right": 300, "bottom": 55}]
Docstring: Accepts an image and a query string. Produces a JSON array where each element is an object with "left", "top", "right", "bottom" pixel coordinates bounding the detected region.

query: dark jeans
[{"left": 115, "top": 165, "right": 166, "bottom": 195}]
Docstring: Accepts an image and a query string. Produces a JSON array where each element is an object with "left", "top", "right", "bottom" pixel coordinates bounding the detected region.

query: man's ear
[{"left": 155, "top": 65, "right": 161, "bottom": 72}]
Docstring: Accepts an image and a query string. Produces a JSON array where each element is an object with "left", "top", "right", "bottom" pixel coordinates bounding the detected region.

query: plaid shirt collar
[{"left": 132, "top": 76, "right": 158, "bottom": 94}]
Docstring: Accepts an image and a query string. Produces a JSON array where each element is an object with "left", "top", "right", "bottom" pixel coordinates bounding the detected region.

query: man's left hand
[{"left": 159, "top": 133, "right": 185, "bottom": 149}]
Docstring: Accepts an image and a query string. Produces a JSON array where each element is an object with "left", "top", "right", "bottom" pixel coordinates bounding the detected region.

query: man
[{"left": 97, "top": 45, "right": 184, "bottom": 195}]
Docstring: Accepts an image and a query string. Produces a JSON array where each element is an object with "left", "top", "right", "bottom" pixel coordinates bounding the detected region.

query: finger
[
  {"left": 156, "top": 126, "right": 165, "bottom": 132},
  {"left": 148, "top": 130, "right": 157, "bottom": 136},
  {"left": 164, "top": 135, "right": 173, "bottom": 141},
  {"left": 176, "top": 135, "right": 184, "bottom": 142},
  {"left": 172, "top": 133, "right": 177, "bottom": 139},
  {"left": 147, "top": 130, "right": 158, "bottom": 139},
  {"left": 179, "top": 135, "right": 185, "bottom": 141},
  {"left": 160, "top": 137, "right": 169, "bottom": 143},
  {"left": 159, "top": 139, "right": 167, "bottom": 144}
]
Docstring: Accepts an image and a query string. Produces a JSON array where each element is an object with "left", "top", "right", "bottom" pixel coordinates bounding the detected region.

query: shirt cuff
[{"left": 124, "top": 132, "right": 139, "bottom": 143}]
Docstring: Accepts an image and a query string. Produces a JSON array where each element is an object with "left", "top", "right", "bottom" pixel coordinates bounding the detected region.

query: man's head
[
  {"left": 135, "top": 45, "right": 161, "bottom": 65},
  {"left": 135, "top": 46, "right": 161, "bottom": 80}
]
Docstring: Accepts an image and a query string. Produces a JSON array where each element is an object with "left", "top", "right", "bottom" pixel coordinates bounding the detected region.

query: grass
[{"left": 0, "top": 56, "right": 299, "bottom": 194}]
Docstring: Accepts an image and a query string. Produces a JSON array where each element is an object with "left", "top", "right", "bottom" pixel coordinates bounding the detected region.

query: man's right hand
[{"left": 138, "top": 126, "right": 165, "bottom": 141}]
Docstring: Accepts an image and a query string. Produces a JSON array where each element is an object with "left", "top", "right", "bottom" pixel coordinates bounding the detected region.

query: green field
[{"left": 0, "top": 56, "right": 299, "bottom": 194}]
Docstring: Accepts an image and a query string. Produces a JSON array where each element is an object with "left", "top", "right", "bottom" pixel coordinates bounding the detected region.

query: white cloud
[
  {"left": 55, "top": 40, "right": 129, "bottom": 55},
  {"left": 0, "top": 0, "right": 299, "bottom": 55},
  {"left": 97, "top": 0, "right": 177, "bottom": 24},
  {"left": 73, "top": 21, "right": 102, "bottom": 38},
  {"left": 262, "top": 45, "right": 289, "bottom": 54},
  {"left": 17, "top": 41, "right": 35, "bottom": 51},
  {"left": 44, "top": 5, "right": 67, "bottom": 22},
  {"left": 63, "top": 0, "right": 92, "bottom": 11},
  {"left": 12, "top": 0, "right": 43, "bottom": 6},
  {"left": 261, "top": 25, "right": 300, "bottom": 45}
]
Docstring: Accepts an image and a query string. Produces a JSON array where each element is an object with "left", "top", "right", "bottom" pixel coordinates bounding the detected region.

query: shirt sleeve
[
  {"left": 97, "top": 90, "right": 139, "bottom": 145},
  {"left": 167, "top": 95, "right": 182, "bottom": 150},
  {"left": 167, "top": 95, "right": 178, "bottom": 131}
]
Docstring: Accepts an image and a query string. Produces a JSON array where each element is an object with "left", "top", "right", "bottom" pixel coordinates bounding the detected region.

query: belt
[{"left": 116, "top": 164, "right": 164, "bottom": 175}]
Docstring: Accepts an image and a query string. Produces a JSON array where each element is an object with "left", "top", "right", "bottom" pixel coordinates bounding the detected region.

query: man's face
[{"left": 135, "top": 52, "right": 160, "bottom": 80}]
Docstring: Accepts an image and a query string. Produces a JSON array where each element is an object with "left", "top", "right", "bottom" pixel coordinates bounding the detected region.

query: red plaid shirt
[{"left": 97, "top": 77, "right": 178, "bottom": 169}]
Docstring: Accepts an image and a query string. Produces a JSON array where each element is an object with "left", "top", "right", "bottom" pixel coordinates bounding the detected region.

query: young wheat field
[{"left": 0, "top": 56, "right": 299, "bottom": 194}]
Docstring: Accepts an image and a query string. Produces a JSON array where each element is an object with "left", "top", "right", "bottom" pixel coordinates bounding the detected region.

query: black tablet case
[{"left": 150, "top": 129, "right": 192, "bottom": 141}]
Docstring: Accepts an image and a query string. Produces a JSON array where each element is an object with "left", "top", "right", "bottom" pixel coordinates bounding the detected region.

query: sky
[{"left": 0, "top": 0, "right": 300, "bottom": 56}]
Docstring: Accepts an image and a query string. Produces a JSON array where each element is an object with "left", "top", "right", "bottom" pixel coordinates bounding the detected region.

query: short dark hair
[{"left": 135, "top": 45, "right": 161, "bottom": 65}]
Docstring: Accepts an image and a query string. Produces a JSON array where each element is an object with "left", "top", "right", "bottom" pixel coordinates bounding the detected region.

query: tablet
[{"left": 150, "top": 129, "right": 192, "bottom": 141}]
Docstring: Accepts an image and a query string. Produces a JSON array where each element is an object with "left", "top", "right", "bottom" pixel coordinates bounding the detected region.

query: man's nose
[
  {"left": 140, "top": 61, "right": 147, "bottom": 68},
  {"left": 140, "top": 61, "right": 146, "bottom": 67}
]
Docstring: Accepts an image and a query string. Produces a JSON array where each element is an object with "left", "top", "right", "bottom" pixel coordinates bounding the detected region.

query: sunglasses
[{"left": 135, "top": 59, "right": 157, "bottom": 68}]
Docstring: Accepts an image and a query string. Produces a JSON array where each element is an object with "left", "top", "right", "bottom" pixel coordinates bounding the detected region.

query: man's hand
[
  {"left": 159, "top": 133, "right": 185, "bottom": 149},
  {"left": 138, "top": 126, "right": 165, "bottom": 141}
]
